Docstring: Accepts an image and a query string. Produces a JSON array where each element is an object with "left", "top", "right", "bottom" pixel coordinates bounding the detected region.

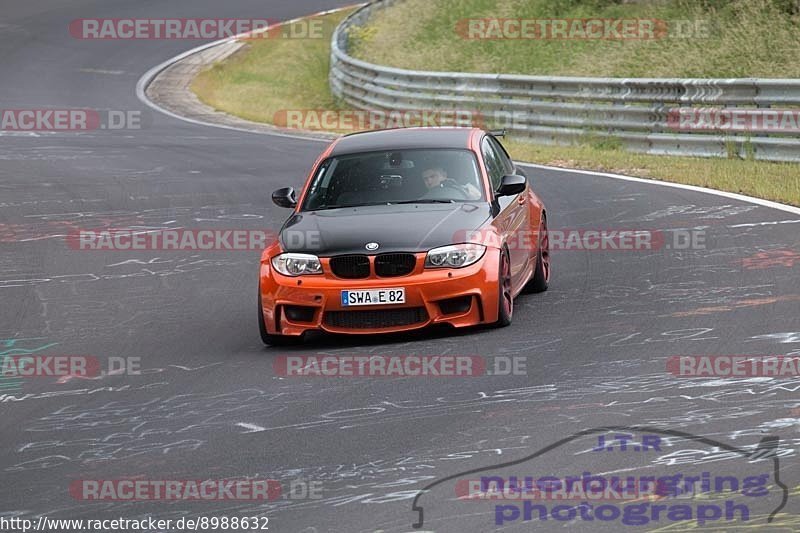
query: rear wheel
[
  {"left": 524, "top": 215, "right": 550, "bottom": 293},
  {"left": 495, "top": 247, "right": 513, "bottom": 327},
  {"left": 258, "top": 292, "right": 302, "bottom": 346}
]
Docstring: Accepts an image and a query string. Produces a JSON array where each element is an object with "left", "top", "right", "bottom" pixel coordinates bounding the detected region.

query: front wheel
[
  {"left": 524, "top": 216, "right": 550, "bottom": 293},
  {"left": 494, "top": 247, "right": 513, "bottom": 327}
]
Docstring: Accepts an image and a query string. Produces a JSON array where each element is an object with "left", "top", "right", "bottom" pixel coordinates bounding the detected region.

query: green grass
[
  {"left": 191, "top": 3, "right": 800, "bottom": 206},
  {"left": 351, "top": 0, "right": 800, "bottom": 78},
  {"left": 192, "top": 10, "right": 351, "bottom": 125}
]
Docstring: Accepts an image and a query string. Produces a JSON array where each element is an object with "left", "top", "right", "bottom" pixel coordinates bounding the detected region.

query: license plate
[{"left": 341, "top": 288, "right": 405, "bottom": 307}]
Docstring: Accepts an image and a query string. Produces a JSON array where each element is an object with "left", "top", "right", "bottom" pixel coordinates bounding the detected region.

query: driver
[{"left": 421, "top": 167, "right": 481, "bottom": 200}]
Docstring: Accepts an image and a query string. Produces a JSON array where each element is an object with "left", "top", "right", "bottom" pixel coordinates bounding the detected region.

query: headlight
[
  {"left": 271, "top": 253, "right": 322, "bottom": 276},
  {"left": 425, "top": 244, "right": 486, "bottom": 269}
]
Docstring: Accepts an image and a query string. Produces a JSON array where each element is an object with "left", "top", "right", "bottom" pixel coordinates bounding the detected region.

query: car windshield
[{"left": 300, "top": 148, "right": 484, "bottom": 211}]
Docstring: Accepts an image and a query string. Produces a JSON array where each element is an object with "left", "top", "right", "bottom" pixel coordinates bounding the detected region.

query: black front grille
[
  {"left": 324, "top": 307, "right": 428, "bottom": 329},
  {"left": 375, "top": 253, "right": 417, "bottom": 277},
  {"left": 330, "top": 255, "right": 370, "bottom": 279}
]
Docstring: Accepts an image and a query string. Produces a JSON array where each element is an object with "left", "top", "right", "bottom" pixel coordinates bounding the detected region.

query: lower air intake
[{"left": 324, "top": 307, "right": 428, "bottom": 329}]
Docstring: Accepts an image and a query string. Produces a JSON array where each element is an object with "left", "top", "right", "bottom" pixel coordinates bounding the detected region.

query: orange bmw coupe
[{"left": 259, "top": 127, "right": 549, "bottom": 345}]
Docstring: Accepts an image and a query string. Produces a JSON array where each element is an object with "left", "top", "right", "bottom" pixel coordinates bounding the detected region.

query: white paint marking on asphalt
[
  {"left": 0, "top": 131, "right": 40, "bottom": 137},
  {"left": 518, "top": 162, "right": 800, "bottom": 216},
  {"left": 236, "top": 422, "right": 268, "bottom": 433},
  {"left": 78, "top": 68, "right": 125, "bottom": 75},
  {"left": 727, "top": 219, "right": 800, "bottom": 228}
]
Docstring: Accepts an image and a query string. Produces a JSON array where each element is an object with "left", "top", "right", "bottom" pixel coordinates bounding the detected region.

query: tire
[
  {"left": 495, "top": 247, "right": 513, "bottom": 327},
  {"left": 524, "top": 215, "right": 550, "bottom": 294},
  {"left": 258, "top": 291, "right": 302, "bottom": 346}
]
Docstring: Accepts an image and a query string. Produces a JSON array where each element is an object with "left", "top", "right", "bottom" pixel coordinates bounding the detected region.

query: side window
[
  {"left": 489, "top": 136, "right": 515, "bottom": 174},
  {"left": 481, "top": 137, "right": 505, "bottom": 192}
]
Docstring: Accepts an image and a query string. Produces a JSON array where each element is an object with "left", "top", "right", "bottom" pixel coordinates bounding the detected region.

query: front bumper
[{"left": 259, "top": 249, "right": 501, "bottom": 336}]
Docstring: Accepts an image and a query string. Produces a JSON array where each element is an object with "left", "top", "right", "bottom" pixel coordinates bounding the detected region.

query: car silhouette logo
[{"left": 365, "top": 242, "right": 379, "bottom": 251}]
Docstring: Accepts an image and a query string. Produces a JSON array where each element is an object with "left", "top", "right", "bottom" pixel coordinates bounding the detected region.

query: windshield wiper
[
  {"left": 313, "top": 199, "right": 455, "bottom": 210},
  {"left": 313, "top": 202, "right": 388, "bottom": 210},
  {"left": 391, "top": 199, "right": 455, "bottom": 204}
]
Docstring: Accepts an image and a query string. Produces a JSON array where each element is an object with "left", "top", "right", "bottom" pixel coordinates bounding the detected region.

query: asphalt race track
[{"left": 2, "top": 1, "right": 800, "bottom": 532}]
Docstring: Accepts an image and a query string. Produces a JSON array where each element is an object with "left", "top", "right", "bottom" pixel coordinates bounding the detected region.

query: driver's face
[{"left": 423, "top": 168, "right": 447, "bottom": 189}]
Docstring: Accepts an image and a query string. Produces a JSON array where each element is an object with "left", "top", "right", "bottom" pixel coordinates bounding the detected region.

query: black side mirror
[
  {"left": 272, "top": 187, "right": 297, "bottom": 208},
  {"left": 496, "top": 175, "right": 526, "bottom": 197}
]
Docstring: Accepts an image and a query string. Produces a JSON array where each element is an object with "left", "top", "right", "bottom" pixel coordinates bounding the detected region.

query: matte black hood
[{"left": 279, "top": 203, "right": 492, "bottom": 256}]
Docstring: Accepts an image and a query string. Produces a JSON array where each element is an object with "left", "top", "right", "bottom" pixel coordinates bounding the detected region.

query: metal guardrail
[{"left": 330, "top": 0, "right": 800, "bottom": 162}]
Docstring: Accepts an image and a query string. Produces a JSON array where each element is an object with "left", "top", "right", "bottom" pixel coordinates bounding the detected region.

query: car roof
[{"left": 329, "top": 127, "right": 479, "bottom": 156}]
